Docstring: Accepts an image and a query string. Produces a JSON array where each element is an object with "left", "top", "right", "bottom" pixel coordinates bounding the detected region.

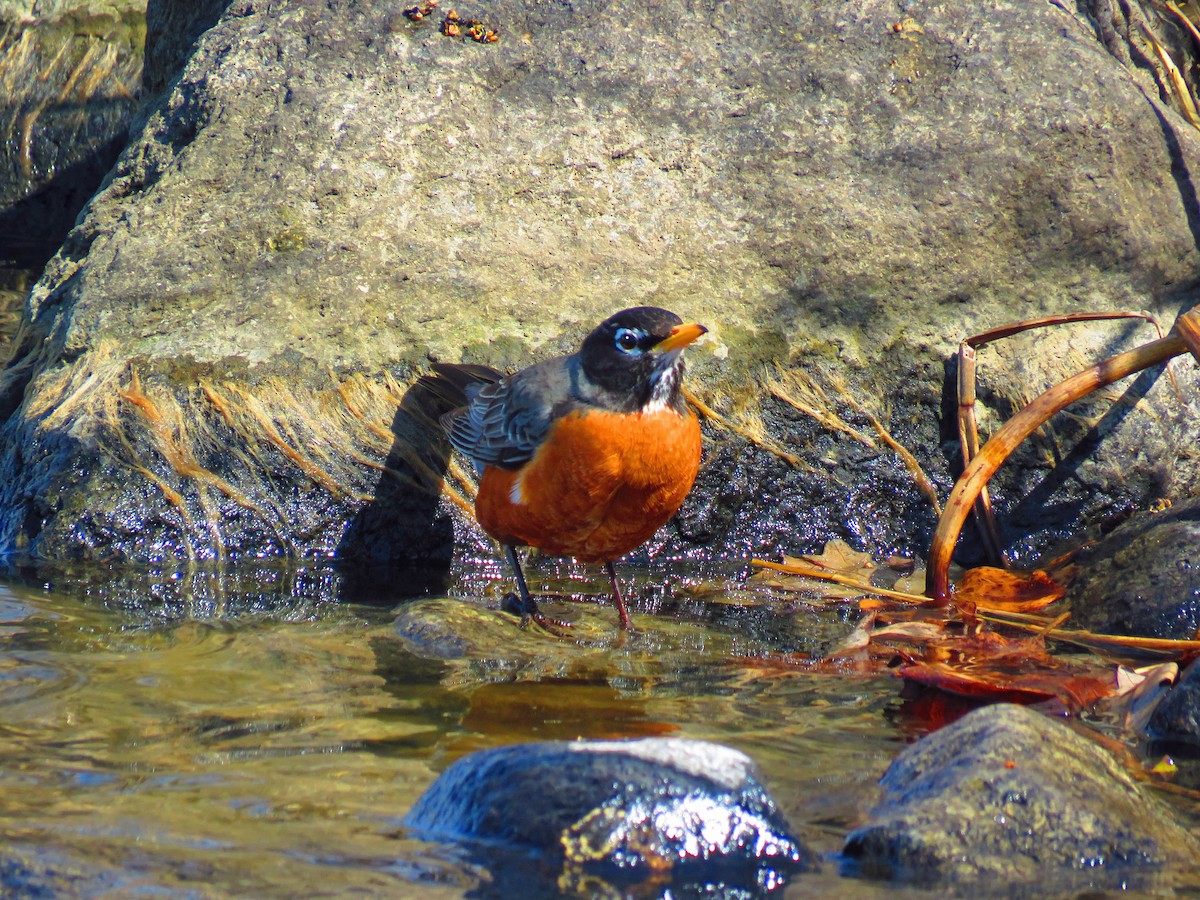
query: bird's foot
[{"left": 500, "top": 592, "right": 573, "bottom": 634}]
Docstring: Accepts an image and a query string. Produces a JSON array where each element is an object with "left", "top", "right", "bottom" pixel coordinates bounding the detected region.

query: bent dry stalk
[
  {"left": 928, "top": 308, "right": 1200, "bottom": 604},
  {"left": 956, "top": 311, "right": 1168, "bottom": 569}
]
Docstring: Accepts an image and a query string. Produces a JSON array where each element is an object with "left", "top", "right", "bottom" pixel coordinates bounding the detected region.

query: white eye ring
[{"left": 614, "top": 327, "right": 642, "bottom": 353}]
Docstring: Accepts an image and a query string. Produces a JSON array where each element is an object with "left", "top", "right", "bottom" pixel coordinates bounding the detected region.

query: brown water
[{"left": 0, "top": 560, "right": 941, "bottom": 897}]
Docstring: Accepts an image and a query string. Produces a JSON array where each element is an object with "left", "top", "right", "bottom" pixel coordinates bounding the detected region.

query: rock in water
[
  {"left": 1066, "top": 497, "right": 1200, "bottom": 640},
  {"left": 1148, "top": 657, "right": 1200, "bottom": 744},
  {"left": 406, "top": 738, "right": 811, "bottom": 894},
  {"left": 842, "top": 704, "right": 1199, "bottom": 892}
]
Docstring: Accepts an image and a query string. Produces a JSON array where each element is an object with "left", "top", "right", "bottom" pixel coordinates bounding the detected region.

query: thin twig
[
  {"left": 683, "top": 385, "right": 808, "bottom": 468},
  {"left": 752, "top": 558, "right": 932, "bottom": 604}
]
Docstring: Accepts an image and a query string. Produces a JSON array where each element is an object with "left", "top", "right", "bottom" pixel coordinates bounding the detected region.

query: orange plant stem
[{"left": 927, "top": 333, "right": 1187, "bottom": 603}]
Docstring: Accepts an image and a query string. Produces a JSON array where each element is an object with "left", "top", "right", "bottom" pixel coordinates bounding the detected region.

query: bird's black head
[{"left": 578, "top": 307, "right": 707, "bottom": 411}]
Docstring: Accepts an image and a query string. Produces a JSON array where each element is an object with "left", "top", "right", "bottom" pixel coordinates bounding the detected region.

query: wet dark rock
[
  {"left": 1148, "top": 658, "right": 1200, "bottom": 743},
  {"left": 1, "top": 0, "right": 1199, "bottom": 569},
  {"left": 406, "top": 738, "right": 811, "bottom": 895},
  {"left": 1065, "top": 497, "right": 1200, "bottom": 639},
  {"left": 841, "top": 704, "right": 1198, "bottom": 893}
]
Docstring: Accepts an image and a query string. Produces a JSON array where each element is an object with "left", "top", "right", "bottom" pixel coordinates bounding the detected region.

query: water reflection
[{"left": 0, "top": 565, "right": 938, "bottom": 896}]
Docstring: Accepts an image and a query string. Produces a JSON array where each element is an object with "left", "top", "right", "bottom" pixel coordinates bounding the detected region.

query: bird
[{"left": 433, "top": 306, "right": 707, "bottom": 630}]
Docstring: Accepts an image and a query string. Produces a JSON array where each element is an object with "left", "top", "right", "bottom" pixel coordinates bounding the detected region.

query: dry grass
[
  {"left": 768, "top": 369, "right": 879, "bottom": 449},
  {"left": 16, "top": 345, "right": 470, "bottom": 559},
  {"left": 17, "top": 344, "right": 950, "bottom": 559},
  {"left": 770, "top": 366, "right": 942, "bottom": 515},
  {"left": 684, "top": 384, "right": 809, "bottom": 470},
  {"left": 0, "top": 18, "right": 143, "bottom": 181},
  {"left": 690, "top": 364, "right": 943, "bottom": 516}
]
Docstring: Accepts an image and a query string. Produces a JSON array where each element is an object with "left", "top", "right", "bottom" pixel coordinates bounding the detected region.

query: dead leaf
[
  {"left": 807, "top": 540, "right": 877, "bottom": 576},
  {"left": 1149, "top": 756, "right": 1178, "bottom": 776},
  {"left": 870, "top": 621, "right": 947, "bottom": 642},
  {"left": 953, "top": 566, "right": 1065, "bottom": 613},
  {"left": 1108, "top": 662, "right": 1179, "bottom": 733},
  {"left": 1114, "top": 662, "right": 1179, "bottom": 697},
  {"left": 896, "top": 646, "right": 1115, "bottom": 711},
  {"left": 891, "top": 567, "right": 927, "bottom": 596},
  {"left": 753, "top": 542, "right": 929, "bottom": 606},
  {"left": 752, "top": 540, "right": 877, "bottom": 600},
  {"left": 829, "top": 610, "right": 876, "bottom": 655}
]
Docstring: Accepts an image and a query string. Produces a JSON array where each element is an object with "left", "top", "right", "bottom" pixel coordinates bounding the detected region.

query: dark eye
[{"left": 614, "top": 328, "right": 642, "bottom": 353}]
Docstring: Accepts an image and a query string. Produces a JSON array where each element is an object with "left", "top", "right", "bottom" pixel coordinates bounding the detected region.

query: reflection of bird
[{"left": 435, "top": 307, "right": 708, "bottom": 629}]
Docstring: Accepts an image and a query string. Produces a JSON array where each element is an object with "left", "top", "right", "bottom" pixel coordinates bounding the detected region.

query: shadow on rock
[
  {"left": 0, "top": 10, "right": 144, "bottom": 274},
  {"left": 0, "top": 139, "right": 132, "bottom": 272},
  {"left": 335, "top": 369, "right": 462, "bottom": 606}
]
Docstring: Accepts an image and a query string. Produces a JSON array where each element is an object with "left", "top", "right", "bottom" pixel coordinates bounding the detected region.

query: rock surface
[
  {"left": 0, "top": 1, "right": 144, "bottom": 273},
  {"left": 141, "top": 0, "right": 227, "bottom": 96},
  {"left": 0, "top": 0, "right": 1199, "bottom": 577},
  {"left": 841, "top": 703, "right": 1198, "bottom": 892},
  {"left": 0, "top": 0, "right": 137, "bottom": 16},
  {"left": 1149, "top": 657, "right": 1200, "bottom": 743},
  {"left": 1066, "top": 497, "right": 1200, "bottom": 639},
  {"left": 406, "top": 737, "right": 810, "bottom": 894}
]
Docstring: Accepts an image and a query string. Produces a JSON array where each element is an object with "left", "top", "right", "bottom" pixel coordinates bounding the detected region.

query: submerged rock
[
  {"left": 406, "top": 738, "right": 811, "bottom": 895},
  {"left": 388, "top": 590, "right": 835, "bottom": 696},
  {"left": 1148, "top": 658, "right": 1200, "bottom": 744},
  {"left": 841, "top": 704, "right": 1198, "bottom": 893},
  {"left": 1, "top": 0, "right": 1198, "bottom": 570},
  {"left": 1066, "top": 497, "right": 1200, "bottom": 640},
  {"left": 393, "top": 597, "right": 614, "bottom": 661},
  {"left": 0, "top": 849, "right": 91, "bottom": 897}
]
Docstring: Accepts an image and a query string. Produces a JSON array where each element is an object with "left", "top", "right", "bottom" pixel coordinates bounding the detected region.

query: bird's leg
[
  {"left": 503, "top": 544, "right": 534, "bottom": 612},
  {"left": 501, "top": 545, "right": 572, "bottom": 632},
  {"left": 605, "top": 560, "right": 632, "bottom": 630}
]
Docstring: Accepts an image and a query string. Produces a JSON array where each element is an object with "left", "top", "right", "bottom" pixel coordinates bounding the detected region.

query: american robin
[{"left": 434, "top": 306, "right": 707, "bottom": 629}]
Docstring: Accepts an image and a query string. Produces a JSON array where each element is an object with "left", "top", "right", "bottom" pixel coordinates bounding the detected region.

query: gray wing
[{"left": 441, "top": 356, "right": 575, "bottom": 470}]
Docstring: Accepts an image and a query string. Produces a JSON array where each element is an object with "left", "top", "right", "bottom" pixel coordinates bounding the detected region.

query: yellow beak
[{"left": 655, "top": 322, "right": 708, "bottom": 353}]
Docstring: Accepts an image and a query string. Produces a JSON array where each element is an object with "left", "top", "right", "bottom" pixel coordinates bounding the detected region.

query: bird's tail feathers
[{"left": 412, "top": 362, "right": 502, "bottom": 414}]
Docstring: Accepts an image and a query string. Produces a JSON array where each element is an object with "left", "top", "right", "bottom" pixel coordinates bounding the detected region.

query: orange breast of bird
[{"left": 473, "top": 406, "right": 702, "bottom": 563}]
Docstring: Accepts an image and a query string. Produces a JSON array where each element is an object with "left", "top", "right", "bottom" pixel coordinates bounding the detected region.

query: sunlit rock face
[
  {"left": 0, "top": 0, "right": 1198, "bottom": 574},
  {"left": 405, "top": 737, "right": 811, "bottom": 895}
]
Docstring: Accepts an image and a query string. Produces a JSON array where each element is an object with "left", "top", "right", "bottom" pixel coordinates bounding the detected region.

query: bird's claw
[{"left": 501, "top": 592, "right": 573, "bottom": 634}]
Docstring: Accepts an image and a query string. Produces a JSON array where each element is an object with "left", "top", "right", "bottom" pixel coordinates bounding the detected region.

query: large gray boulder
[{"left": 1, "top": 0, "right": 1198, "bottom": 577}]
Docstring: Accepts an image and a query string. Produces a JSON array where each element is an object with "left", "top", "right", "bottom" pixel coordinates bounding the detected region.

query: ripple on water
[{"left": 0, "top": 559, "right": 1186, "bottom": 898}]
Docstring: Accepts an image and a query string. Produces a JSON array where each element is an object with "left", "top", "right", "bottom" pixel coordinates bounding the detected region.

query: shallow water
[{"left": 0, "top": 560, "right": 1182, "bottom": 897}]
